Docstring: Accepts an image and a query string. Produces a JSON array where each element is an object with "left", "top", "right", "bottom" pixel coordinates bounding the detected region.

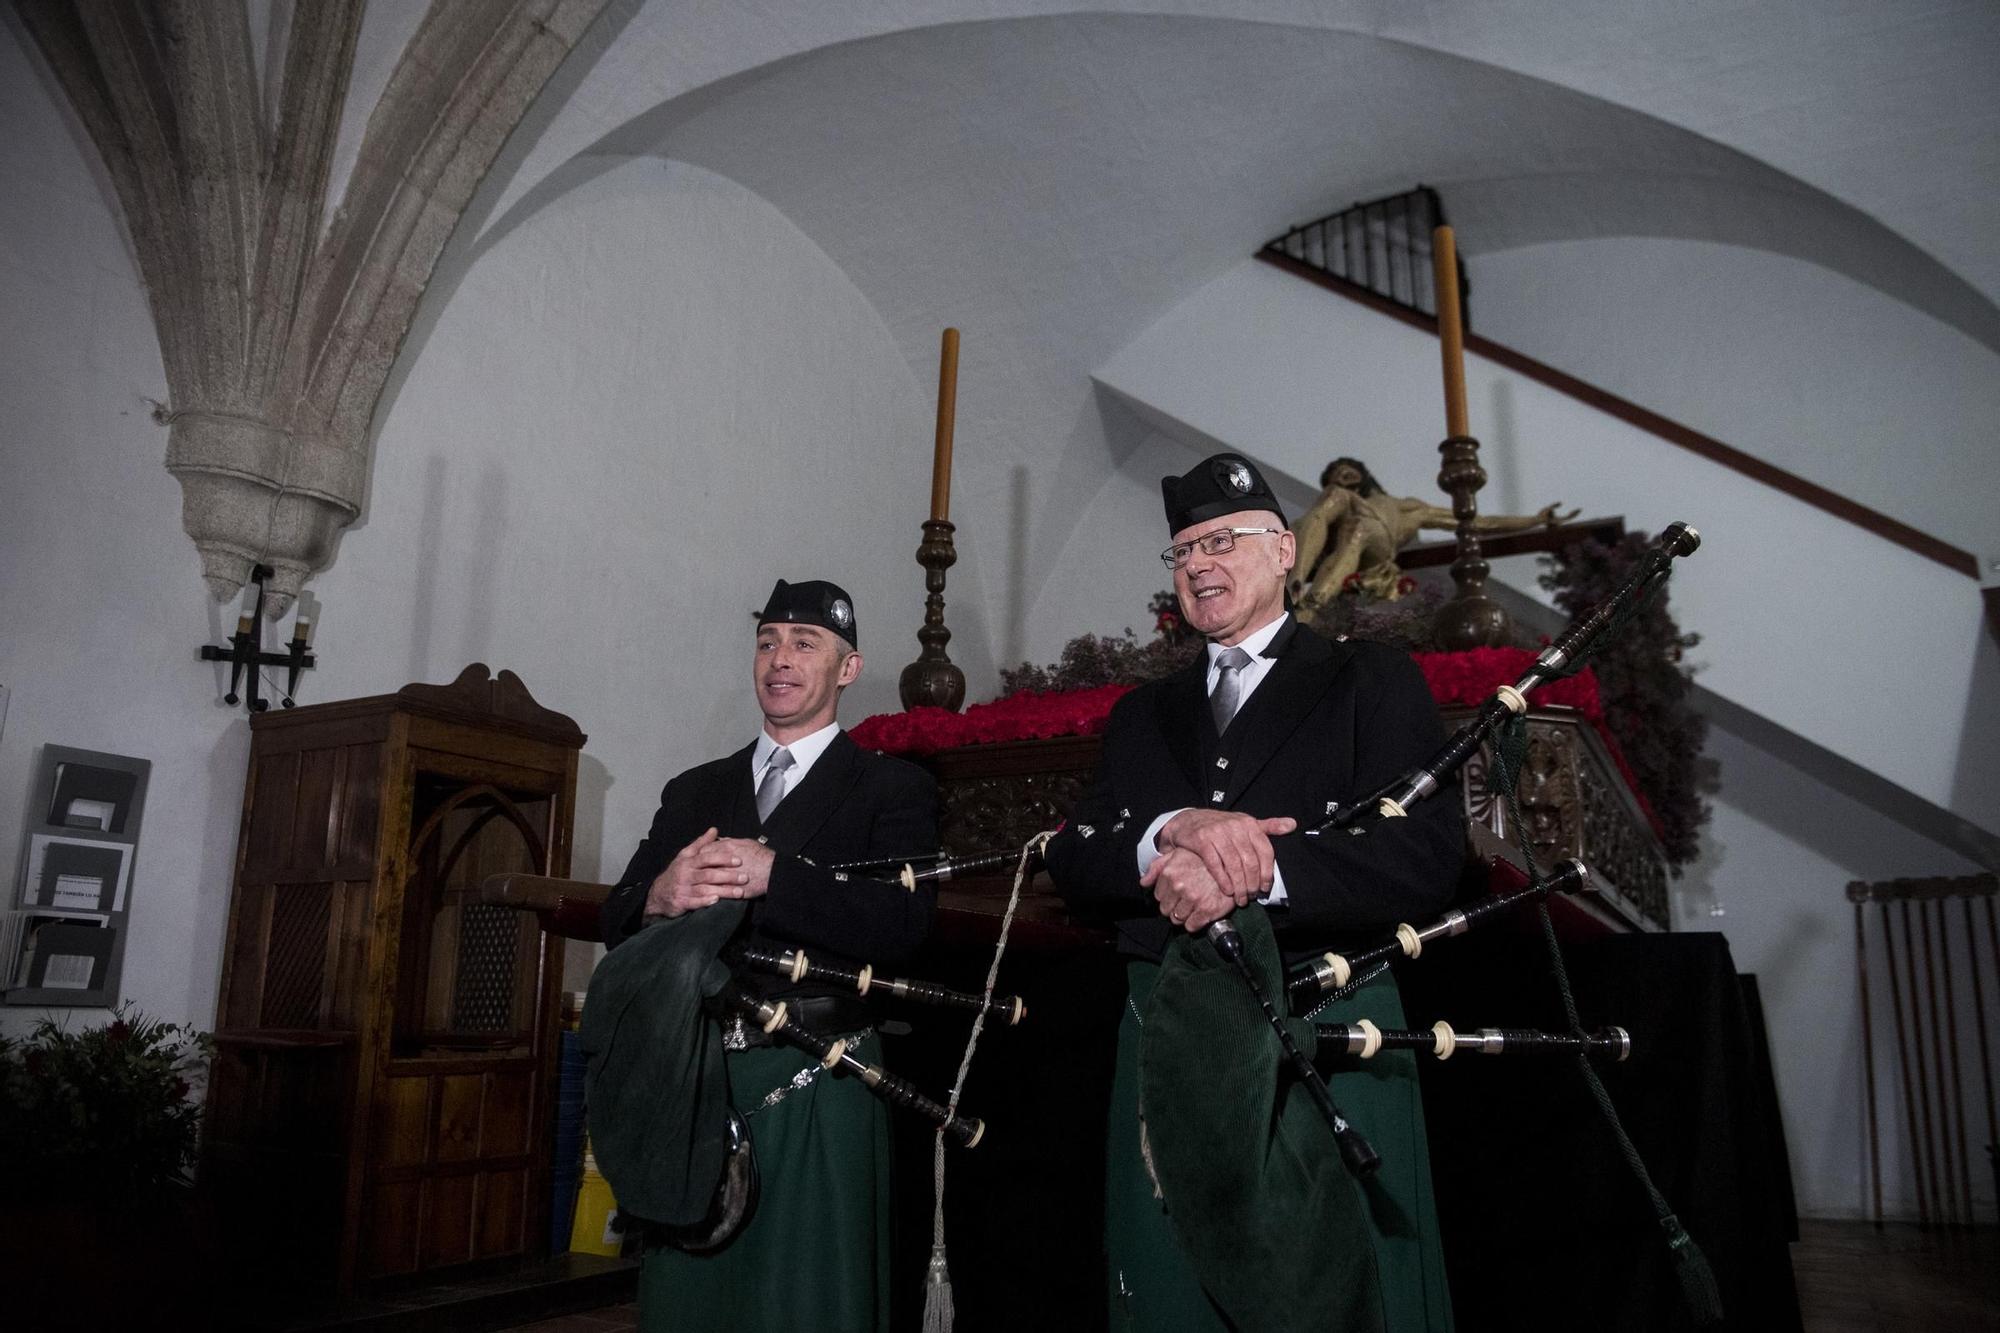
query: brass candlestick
[
  {"left": 899, "top": 519, "right": 966, "bottom": 711},
  {"left": 1432, "top": 435, "right": 1510, "bottom": 650}
]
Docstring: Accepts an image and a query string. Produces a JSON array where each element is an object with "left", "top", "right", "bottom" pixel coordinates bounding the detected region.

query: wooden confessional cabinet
[{"left": 204, "top": 667, "right": 585, "bottom": 1294}]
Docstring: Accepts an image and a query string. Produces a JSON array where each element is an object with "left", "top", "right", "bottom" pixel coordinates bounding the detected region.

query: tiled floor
[
  {"left": 515, "top": 1223, "right": 2000, "bottom": 1332},
  {"left": 1793, "top": 1218, "right": 1999, "bottom": 1331},
  {"left": 498, "top": 1303, "right": 640, "bottom": 1333}
]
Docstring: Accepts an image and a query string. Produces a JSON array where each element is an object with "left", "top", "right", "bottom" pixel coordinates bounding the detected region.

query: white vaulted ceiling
[
  {"left": 466, "top": 1, "right": 2000, "bottom": 310},
  {"left": 427, "top": 2, "right": 2000, "bottom": 562}
]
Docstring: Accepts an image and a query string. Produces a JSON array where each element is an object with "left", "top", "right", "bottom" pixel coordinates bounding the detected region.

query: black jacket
[
  {"left": 600, "top": 731, "right": 939, "bottom": 986},
  {"left": 1045, "top": 618, "right": 1464, "bottom": 961}
]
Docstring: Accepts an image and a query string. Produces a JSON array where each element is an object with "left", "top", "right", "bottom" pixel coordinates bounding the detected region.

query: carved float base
[{"left": 1449, "top": 705, "right": 1670, "bottom": 931}]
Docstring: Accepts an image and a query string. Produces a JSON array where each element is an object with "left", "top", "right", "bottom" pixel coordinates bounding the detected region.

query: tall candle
[
  {"left": 293, "top": 591, "right": 318, "bottom": 646},
  {"left": 236, "top": 577, "right": 259, "bottom": 633},
  {"left": 1432, "top": 226, "right": 1469, "bottom": 439},
  {"left": 930, "top": 327, "right": 960, "bottom": 522}
]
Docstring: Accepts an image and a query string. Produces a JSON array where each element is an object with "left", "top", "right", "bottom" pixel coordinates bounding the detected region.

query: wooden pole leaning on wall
[
  {"left": 1969, "top": 896, "right": 2000, "bottom": 1218},
  {"left": 1855, "top": 900, "right": 1884, "bottom": 1224},
  {"left": 1903, "top": 898, "right": 1946, "bottom": 1223},
  {"left": 1849, "top": 873, "right": 2000, "bottom": 1228},
  {"left": 900, "top": 328, "right": 968, "bottom": 712},
  {"left": 1873, "top": 894, "right": 1930, "bottom": 1224},
  {"left": 1932, "top": 900, "right": 1974, "bottom": 1223},
  {"left": 1429, "top": 225, "right": 1512, "bottom": 651}
]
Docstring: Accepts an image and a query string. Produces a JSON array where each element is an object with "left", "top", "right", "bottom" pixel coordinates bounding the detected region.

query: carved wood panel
[{"left": 1456, "top": 709, "right": 1670, "bottom": 930}]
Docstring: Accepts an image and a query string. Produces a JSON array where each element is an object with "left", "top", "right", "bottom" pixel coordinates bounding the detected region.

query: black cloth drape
[{"left": 1399, "top": 928, "right": 1802, "bottom": 1333}]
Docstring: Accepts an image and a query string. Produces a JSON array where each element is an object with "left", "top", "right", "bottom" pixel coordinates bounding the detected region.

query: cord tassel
[
  {"left": 919, "top": 833, "right": 1049, "bottom": 1333},
  {"left": 921, "top": 1246, "right": 955, "bottom": 1333},
  {"left": 1663, "top": 1214, "right": 1725, "bottom": 1326}
]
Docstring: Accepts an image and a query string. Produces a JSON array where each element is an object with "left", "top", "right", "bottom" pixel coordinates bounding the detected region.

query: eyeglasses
[{"left": 1159, "top": 527, "right": 1284, "bottom": 569}]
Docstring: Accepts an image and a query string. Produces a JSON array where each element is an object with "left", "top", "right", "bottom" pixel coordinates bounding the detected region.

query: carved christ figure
[{"left": 1289, "top": 458, "right": 1577, "bottom": 618}]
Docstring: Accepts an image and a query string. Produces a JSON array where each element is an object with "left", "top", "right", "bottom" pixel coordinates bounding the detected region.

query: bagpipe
[
  {"left": 712, "top": 975, "right": 987, "bottom": 1148},
  {"left": 1314, "top": 1018, "right": 1630, "bottom": 1062},
  {"left": 732, "top": 942, "right": 1027, "bottom": 1027},
  {"left": 864, "top": 525, "right": 1701, "bottom": 1167},
  {"left": 1308, "top": 519, "right": 1701, "bottom": 838},
  {"left": 1192, "top": 521, "right": 1699, "bottom": 1172},
  {"left": 1287, "top": 856, "right": 1594, "bottom": 1013},
  {"left": 579, "top": 841, "right": 1042, "bottom": 1259}
]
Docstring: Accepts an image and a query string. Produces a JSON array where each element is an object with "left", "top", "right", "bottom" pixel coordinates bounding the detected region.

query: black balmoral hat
[
  {"left": 1161, "top": 453, "right": 1286, "bottom": 535},
  {"left": 758, "top": 579, "right": 858, "bottom": 648}
]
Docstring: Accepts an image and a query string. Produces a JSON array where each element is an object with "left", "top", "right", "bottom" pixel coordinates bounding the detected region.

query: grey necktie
[
  {"left": 1210, "top": 646, "right": 1253, "bottom": 735},
  {"left": 756, "top": 747, "right": 794, "bottom": 823}
]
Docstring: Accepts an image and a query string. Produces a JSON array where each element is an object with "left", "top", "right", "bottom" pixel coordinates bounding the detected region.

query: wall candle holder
[{"left": 199, "top": 564, "right": 317, "bottom": 711}]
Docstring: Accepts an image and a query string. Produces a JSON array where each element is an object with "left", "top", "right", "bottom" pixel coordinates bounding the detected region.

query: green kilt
[
  {"left": 1105, "top": 960, "right": 1453, "bottom": 1332},
  {"left": 641, "top": 1031, "right": 892, "bottom": 1333}
]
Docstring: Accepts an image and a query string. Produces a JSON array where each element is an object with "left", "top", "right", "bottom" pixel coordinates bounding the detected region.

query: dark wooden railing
[
  {"left": 1266, "top": 186, "right": 1465, "bottom": 327},
  {"left": 1259, "top": 209, "right": 1979, "bottom": 581}
]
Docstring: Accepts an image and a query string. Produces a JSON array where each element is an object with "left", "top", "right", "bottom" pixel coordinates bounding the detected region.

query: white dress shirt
[
  {"left": 752, "top": 720, "right": 841, "bottom": 806},
  {"left": 1137, "top": 612, "right": 1293, "bottom": 904}
]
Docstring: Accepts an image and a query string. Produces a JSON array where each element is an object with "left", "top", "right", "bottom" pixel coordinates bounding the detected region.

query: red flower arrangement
[
  {"left": 1411, "top": 647, "right": 1602, "bottom": 718},
  {"left": 850, "top": 684, "right": 1135, "bottom": 758},
  {"left": 852, "top": 647, "right": 1663, "bottom": 837},
  {"left": 1413, "top": 647, "right": 1662, "bottom": 838}
]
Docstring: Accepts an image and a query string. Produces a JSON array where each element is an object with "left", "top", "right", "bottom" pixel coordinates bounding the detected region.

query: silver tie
[
  {"left": 1210, "top": 646, "right": 1253, "bottom": 735},
  {"left": 756, "top": 747, "right": 794, "bottom": 823}
]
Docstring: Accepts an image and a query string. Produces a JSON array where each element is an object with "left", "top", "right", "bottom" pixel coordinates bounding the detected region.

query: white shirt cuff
[
  {"left": 1263, "top": 862, "right": 1289, "bottom": 906},
  {"left": 1135, "top": 810, "right": 1185, "bottom": 878},
  {"left": 1137, "top": 808, "right": 1290, "bottom": 904}
]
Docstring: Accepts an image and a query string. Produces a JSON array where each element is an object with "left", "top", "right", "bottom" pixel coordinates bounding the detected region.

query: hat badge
[
  {"left": 1223, "top": 460, "right": 1253, "bottom": 493},
  {"left": 830, "top": 598, "right": 853, "bottom": 630}
]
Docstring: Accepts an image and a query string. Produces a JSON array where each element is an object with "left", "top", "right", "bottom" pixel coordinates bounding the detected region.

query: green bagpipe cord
[
  {"left": 581, "top": 898, "right": 748, "bottom": 1229},
  {"left": 1139, "top": 905, "right": 1386, "bottom": 1333}
]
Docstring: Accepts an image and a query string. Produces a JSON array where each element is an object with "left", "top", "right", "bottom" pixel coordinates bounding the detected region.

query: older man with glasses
[{"left": 1046, "top": 452, "right": 1466, "bottom": 1332}]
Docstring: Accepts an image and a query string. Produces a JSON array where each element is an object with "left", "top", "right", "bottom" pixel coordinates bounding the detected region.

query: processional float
[{"left": 830, "top": 228, "right": 1723, "bottom": 1324}]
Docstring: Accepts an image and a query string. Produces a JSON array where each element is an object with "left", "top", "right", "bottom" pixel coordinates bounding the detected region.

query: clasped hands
[
  {"left": 1142, "top": 808, "right": 1296, "bottom": 933},
  {"left": 644, "top": 827, "right": 777, "bottom": 919}
]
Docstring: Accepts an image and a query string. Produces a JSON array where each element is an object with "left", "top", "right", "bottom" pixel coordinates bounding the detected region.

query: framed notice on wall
[{"left": 5, "top": 745, "right": 150, "bottom": 1007}]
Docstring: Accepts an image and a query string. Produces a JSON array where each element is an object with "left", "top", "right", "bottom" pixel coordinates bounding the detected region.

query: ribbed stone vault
[{"left": 14, "top": 0, "right": 609, "bottom": 605}]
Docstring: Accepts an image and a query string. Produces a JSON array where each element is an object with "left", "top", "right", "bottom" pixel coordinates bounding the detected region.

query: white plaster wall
[
  {"left": 1011, "top": 421, "right": 1217, "bottom": 658},
  {"left": 0, "top": 24, "right": 943, "bottom": 1032},
  {"left": 1095, "top": 259, "right": 2000, "bottom": 836},
  {"left": 0, "top": 24, "right": 236, "bottom": 1033},
  {"left": 1469, "top": 238, "right": 2000, "bottom": 563},
  {"left": 1686, "top": 723, "right": 1989, "bottom": 1222},
  {"left": 335, "top": 154, "right": 933, "bottom": 891}
]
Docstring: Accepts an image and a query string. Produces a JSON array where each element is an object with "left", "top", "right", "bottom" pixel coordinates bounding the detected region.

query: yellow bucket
[{"left": 569, "top": 1141, "right": 623, "bottom": 1256}]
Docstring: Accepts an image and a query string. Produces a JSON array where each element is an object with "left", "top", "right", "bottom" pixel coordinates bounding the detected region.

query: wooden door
[{"left": 358, "top": 764, "right": 561, "bottom": 1279}]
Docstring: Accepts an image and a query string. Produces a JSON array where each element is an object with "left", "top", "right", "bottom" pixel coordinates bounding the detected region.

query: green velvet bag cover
[
  {"left": 1139, "top": 906, "right": 1384, "bottom": 1333},
  {"left": 582, "top": 899, "right": 747, "bottom": 1228}
]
